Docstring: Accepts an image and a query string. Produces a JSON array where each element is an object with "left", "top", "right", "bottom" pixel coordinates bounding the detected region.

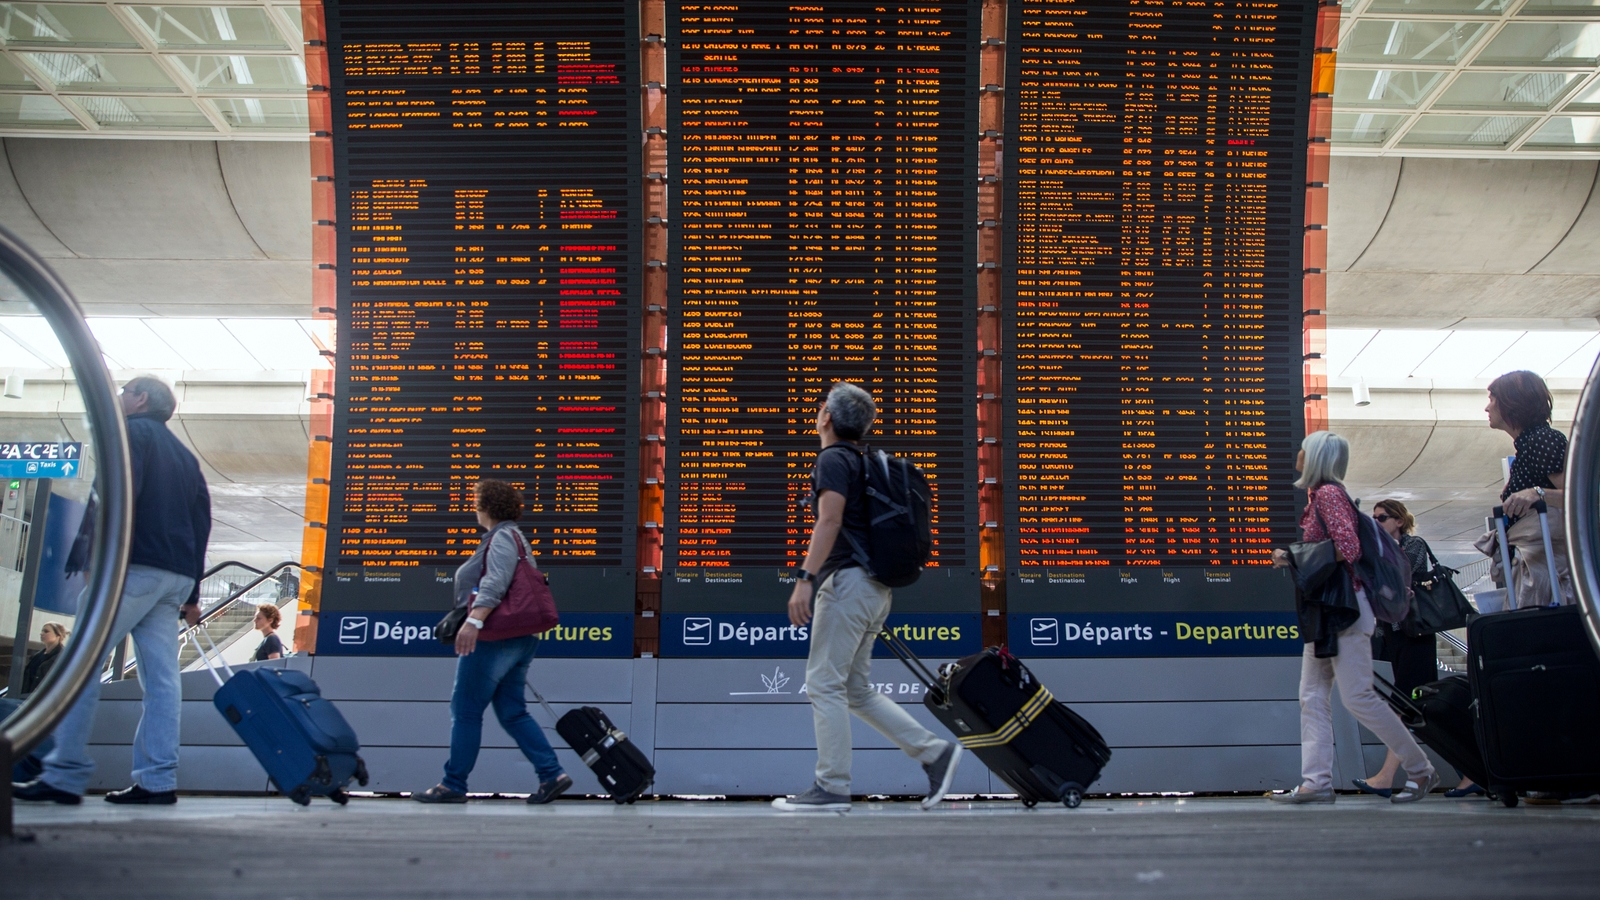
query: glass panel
[
  {"left": 208, "top": 96, "right": 306, "bottom": 130},
  {"left": 71, "top": 95, "right": 215, "bottom": 130},
  {"left": 1332, "top": 69, "right": 1443, "bottom": 108},
  {"left": 1522, "top": 116, "right": 1600, "bottom": 146},
  {"left": 21, "top": 52, "right": 178, "bottom": 91},
  {"left": 0, "top": 51, "right": 40, "bottom": 89},
  {"left": 1567, "top": 77, "right": 1600, "bottom": 110},
  {"left": 271, "top": 6, "right": 302, "bottom": 44},
  {"left": 126, "top": 5, "right": 290, "bottom": 50},
  {"left": 1364, "top": 0, "right": 1511, "bottom": 13},
  {"left": 1474, "top": 23, "right": 1600, "bottom": 65},
  {"left": 86, "top": 318, "right": 187, "bottom": 369},
  {"left": 172, "top": 54, "right": 305, "bottom": 92},
  {"left": 0, "top": 93, "right": 78, "bottom": 128},
  {"left": 1331, "top": 112, "right": 1410, "bottom": 144},
  {"left": 1341, "top": 20, "right": 1488, "bottom": 64},
  {"left": 1518, "top": 0, "right": 1600, "bottom": 15},
  {"left": 1434, "top": 71, "right": 1581, "bottom": 109},
  {"left": 1397, "top": 113, "right": 1537, "bottom": 147},
  {"left": 0, "top": 3, "right": 139, "bottom": 48}
]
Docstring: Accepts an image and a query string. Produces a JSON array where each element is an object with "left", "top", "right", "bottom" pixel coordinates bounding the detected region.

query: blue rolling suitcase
[{"left": 190, "top": 632, "right": 368, "bottom": 805}]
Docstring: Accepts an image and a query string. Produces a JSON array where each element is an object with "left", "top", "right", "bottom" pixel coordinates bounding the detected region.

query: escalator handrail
[
  {"left": 0, "top": 224, "right": 132, "bottom": 760},
  {"left": 106, "top": 561, "right": 302, "bottom": 681},
  {"left": 201, "top": 560, "right": 266, "bottom": 581},
  {"left": 1564, "top": 353, "right": 1600, "bottom": 661}
]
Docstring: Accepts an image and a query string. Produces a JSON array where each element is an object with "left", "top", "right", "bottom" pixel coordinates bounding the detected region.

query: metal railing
[{"left": 104, "top": 561, "right": 301, "bottom": 682}]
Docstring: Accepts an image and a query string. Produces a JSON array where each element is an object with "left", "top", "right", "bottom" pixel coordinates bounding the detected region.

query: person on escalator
[
  {"left": 1269, "top": 430, "right": 1439, "bottom": 804},
  {"left": 21, "top": 622, "right": 67, "bottom": 696},
  {"left": 252, "top": 603, "right": 284, "bottom": 661},
  {"left": 12, "top": 375, "right": 212, "bottom": 806}
]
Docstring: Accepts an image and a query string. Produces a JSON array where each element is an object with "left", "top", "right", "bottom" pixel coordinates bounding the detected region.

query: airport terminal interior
[{"left": 3, "top": 0, "right": 1600, "bottom": 896}]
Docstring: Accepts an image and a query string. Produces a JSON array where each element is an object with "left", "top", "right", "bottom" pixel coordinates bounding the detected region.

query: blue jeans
[
  {"left": 43, "top": 565, "right": 194, "bottom": 795},
  {"left": 0, "top": 698, "right": 50, "bottom": 782},
  {"left": 443, "top": 635, "right": 564, "bottom": 792}
]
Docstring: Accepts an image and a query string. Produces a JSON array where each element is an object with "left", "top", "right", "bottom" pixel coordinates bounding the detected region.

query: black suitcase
[
  {"left": 1468, "top": 604, "right": 1600, "bottom": 807},
  {"left": 1374, "top": 672, "right": 1491, "bottom": 794},
  {"left": 881, "top": 633, "right": 1110, "bottom": 808},
  {"left": 534, "top": 692, "right": 654, "bottom": 804}
]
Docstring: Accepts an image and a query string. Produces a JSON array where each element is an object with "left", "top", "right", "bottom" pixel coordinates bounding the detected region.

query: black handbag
[
  {"left": 1288, "top": 539, "right": 1339, "bottom": 594},
  {"left": 435, "top": 606, "right": 469, "bottom": 643},
  {"left": 1402, "top": 547, "right": 1476, "bottom": 637}
]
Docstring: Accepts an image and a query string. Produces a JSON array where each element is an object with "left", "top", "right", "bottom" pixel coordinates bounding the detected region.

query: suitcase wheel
[
  {"left": 1495, "top": 787, "right": 1519, "bottom": 808},
  {"left": 1021, "top": 798, "right": 1038, "bottom": 809},
  {"left": 1061, "top": 784, "right": 1084, "bottom": 809},
  {"left": 289, "top": 788, "right": 311, "bottom": 807},
  {"left": 330, "top": 789, "right": 349, "bottom": 806}
]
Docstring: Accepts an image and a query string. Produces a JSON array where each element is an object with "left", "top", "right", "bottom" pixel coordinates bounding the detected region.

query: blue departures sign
[
  {"left": 0, "top": 442, "right": 83, "bottom": 478},
  {"left": 316, "top": 612, "right": 633, "bottom": 658},
  {"left": 1010, "top": 612, "right": 1301, "bottom": 658},
  {"left": 660, "top": 613, "right": 982, "bottom": 659}
]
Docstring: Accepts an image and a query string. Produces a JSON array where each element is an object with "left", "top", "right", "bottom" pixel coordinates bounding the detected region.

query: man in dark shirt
[
  {"left": 15, "top": 376, "right": 212, "bottom": 806},
  {"left": 771, "top": 382, "right": 961, "bottom": 812}
]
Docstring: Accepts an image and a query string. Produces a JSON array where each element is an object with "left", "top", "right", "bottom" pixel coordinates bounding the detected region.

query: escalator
[
  {"left": 0, "top": 225, "right": 134, "bottom": 836},
  {"left": 1561, "top": 358, "right": 1600, "bottom": 660}
]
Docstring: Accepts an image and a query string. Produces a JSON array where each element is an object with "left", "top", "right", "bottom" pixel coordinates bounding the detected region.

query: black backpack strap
[{"left": 814, "top": 442, "right": 874, "bottom": 573}]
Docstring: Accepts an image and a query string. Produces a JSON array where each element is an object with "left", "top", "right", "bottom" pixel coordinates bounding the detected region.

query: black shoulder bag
[{"left": 1402, "top": 545, "right": 1476, "bottom": 637}]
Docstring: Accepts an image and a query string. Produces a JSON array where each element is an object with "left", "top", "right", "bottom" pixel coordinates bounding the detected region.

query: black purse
[
  {"left": 435, "top": 606, "right": 468, "bottom": 643},
  {"left": 1402, "top": 546, "right": 1476, "bottom": 637},
  {"left": 1288, "top": 539, "right": 1339, "bottom": 595}
]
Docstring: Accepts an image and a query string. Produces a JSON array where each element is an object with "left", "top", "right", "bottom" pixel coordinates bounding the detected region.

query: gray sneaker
[
  {"left": 921, "top": 742, "right": 965, "bottom": 810},
  {"left": 771, "top": 783, "right": 851, "bottom": 812}
]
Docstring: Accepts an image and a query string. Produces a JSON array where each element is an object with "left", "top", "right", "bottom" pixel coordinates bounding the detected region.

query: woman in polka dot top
[{"left": 1486, "top": 370, "right": 1573, "bottom": 607}]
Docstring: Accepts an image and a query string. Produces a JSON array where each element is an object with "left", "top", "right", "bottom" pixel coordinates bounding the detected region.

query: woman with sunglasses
[{"left": 1355, "top": 500, "right": 1464, "bottom": 796}]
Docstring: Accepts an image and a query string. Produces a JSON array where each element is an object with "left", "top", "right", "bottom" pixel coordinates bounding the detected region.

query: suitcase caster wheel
[
  {"left": 1022, "top": 799, "right": 1038, "bottom": 809},
  {"left": 330, "top": 790, "right": 349, "bottom": 806},
  {"left": 290, "top": 790, "right": 311, "bottom": 807},
  {"left": 1496, "top": 788, "right": 1519, "bottom": 808},
  {"left": 1062, "top": 785, "right": 1084, "bottom": 809}
]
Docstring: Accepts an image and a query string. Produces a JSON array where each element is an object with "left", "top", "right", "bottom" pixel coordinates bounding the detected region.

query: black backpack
[{"left": 823, "top": 442, "right": 934, "bottom": 588}]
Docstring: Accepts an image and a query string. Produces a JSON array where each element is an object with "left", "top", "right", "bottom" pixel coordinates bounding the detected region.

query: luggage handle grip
[{"left": 187, "top": 626, "right": 235, "bottom": 687}]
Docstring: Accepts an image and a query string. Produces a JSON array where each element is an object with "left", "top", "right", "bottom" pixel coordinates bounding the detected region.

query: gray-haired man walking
[{"left": 772, "top": 382, "right": 962, "bottom": 812}]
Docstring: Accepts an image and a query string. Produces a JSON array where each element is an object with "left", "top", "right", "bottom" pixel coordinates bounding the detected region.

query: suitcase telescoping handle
[
  {"left": 185, "top": 626, "right": 236, "bottom": 687},
  {"left": 526, "top": 682, "right": 559, "bottom": 723},
  {"left": 1371, "top": 669, "right": 1424, "bottom": 726},
  {"left": 876, "top": 629, "right": 947, "bottom": 705},
  {"left": 1532, "top": 499, "right": 1564, "bottom": 606},
  {"left": 1491, "top": 507, "right": 1517, "bottom": 610}
]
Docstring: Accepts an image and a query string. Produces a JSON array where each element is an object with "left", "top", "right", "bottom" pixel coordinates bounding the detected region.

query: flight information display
[
  {"left": 664, "top": 0, "right": 981, "bottom": 611},
  {"left": 321, "top": 1, "right": 640, "bottom": 612},
  {"left": 1003, "top": 0, "right": 1312, "bottom": 611}
]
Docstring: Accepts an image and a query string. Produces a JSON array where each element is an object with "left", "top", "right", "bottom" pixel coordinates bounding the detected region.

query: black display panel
[
  {"left": 322, "top": 0, "right": 640, "bottom": 612},
  {"left": 664, "top": 0, "right": 981, "bottom": 612},
  {"left": 1003, "top": 0, "right": 1313, "bottom": 611}
]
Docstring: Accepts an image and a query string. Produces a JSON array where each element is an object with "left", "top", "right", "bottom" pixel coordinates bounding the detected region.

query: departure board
[
  {"left": 1003, "top": 0, "right": 1312, "bottom": 611},
  {"left": 321, "top": 0, "right": 640, "bottom": 612},
  {"left": 665, "top": 0, "right": 981, "bottom": 611}
]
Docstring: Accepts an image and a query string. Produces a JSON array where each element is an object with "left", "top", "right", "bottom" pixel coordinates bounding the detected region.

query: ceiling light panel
[
  {"left": 1478, "top": 330, "right": 1598, "bottom": 376},
  {"left": 144, "top": 317, "right": 258, "bottom": 369},
  {"left": 225, "top": 318, "right": 322, "bottom": 370}
]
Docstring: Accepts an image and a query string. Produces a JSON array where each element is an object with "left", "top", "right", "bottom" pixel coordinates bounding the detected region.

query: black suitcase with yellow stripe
[{"left": 880, "top": 634, "right": 1110, "bottom": 808}]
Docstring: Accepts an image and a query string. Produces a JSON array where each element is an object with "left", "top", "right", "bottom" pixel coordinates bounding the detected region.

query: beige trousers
[
  {"left": 1298, "top": 591, "right": 1436, "bottom": 792},
  {"left": 806, "top": 567, "right": 949, "bottom": 795}
]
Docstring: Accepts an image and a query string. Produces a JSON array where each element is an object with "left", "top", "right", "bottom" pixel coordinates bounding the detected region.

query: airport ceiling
[{"left": 0, "top": 1, "right": 1592, "bottom": 154}]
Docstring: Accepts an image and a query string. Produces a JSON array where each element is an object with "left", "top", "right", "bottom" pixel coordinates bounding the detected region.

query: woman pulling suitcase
[
  {"left": 1270, "top": 431, "right": 1439, "bottom": 804},
  {"left": 413, "top": 478, "right": 572, "bottom": 805}
]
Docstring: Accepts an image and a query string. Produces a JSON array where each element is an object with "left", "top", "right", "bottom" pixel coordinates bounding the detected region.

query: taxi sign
[{"left": 0, "top": 442, "right": 82, "bottom": 478}]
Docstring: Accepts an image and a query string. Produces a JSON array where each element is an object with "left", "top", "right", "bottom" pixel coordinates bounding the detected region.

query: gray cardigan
[{"left": 452, "top": 524, "right": 537, "bottom": 612}]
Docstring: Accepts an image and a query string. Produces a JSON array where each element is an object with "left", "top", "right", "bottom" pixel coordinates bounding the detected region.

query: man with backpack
[{"left": 772, "top": 382, "right": 963, "bottom": 812}]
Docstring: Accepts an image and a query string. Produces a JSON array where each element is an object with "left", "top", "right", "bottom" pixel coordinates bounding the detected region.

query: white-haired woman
[{"left": 1269, "top": 431, "right": 1439, "bottom": 804}]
